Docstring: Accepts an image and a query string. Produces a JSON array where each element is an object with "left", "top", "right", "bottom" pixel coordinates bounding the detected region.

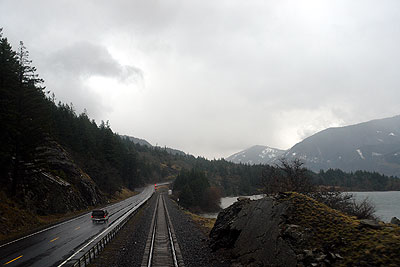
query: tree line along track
[{"left": 141, "top": 193, "right": 185, "bottom": 267}]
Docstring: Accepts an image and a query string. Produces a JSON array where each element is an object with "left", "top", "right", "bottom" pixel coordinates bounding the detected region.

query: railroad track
[{"left": 142, "top": 193, "right": 184, "bottom": 267}]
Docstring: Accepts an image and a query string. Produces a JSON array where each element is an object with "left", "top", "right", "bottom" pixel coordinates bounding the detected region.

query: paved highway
[{"left": 0, "top": 185, "right": 154, "bottom": 267}]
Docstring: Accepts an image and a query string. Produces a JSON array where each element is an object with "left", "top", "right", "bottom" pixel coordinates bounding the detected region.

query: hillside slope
[
  {"left": 226, "top": 115, "right": 400, "bottom": 177},
  {"left": 0, "top": 140, "right": 106, "bottom": 241},
  {"left": 285, "top": 115, "right": 400, "bottom": 176},
  {"left": 121, "top": 135, "right": 152, "bottom": 147}
]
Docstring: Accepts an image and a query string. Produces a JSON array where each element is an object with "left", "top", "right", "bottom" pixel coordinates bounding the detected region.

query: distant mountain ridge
[
  {"left": 226, "top": 115, "right": 400, "bottom": 177},
  {"left": 120, "top": 135, "right": 186, "bottom": 156},
  {"left": 226, "top": 145, "right": 285, "bottom": 165},
  {"left": 285, "top": 115, "right": 400, "bottom": 176},
  {"left": 121, "top": 135, "right": 152, "bottom": 147}
]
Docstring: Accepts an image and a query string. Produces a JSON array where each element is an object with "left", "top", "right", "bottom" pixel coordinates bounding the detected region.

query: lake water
[
  {"left": 350, "top": 191, "right": 400, "bottom": 222},
  {"left": 200, "top": 194, "right": 265, "bottom": 219},
  {"left": 202, "top": 191, "right": 400, "bottom": 222}
]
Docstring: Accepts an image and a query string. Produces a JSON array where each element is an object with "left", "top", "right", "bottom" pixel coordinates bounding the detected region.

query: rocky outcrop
[
  {"left": 391, "top": 217, "right": 400, "bottom": 226},
  {"left": 0, "top": 141, "right": 107, "bottom": 241},
  {"left": 210, "top": 193, "right": 400, "bottom": 267},
  {"left": 21, "top": 141, "right": 105, "bottom": 215},
  {"left": 210, "top": 197, "right": 297, "bottom": 267},
  {"left": 358, "top": 219, "right": 382, "bottom": 229}
]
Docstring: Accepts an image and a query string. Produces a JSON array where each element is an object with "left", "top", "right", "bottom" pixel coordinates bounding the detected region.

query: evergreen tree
[
  {"left": 0, "top": 35, "right": 49, "bottom": 195},
  {"left": 179, "top": 184, "right": 194, "bottom": 208},
  {"left": 0, "top": 29, "right": 20, "bottom": 187}
]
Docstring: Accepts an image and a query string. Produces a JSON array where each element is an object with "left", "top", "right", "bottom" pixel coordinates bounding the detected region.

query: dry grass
[
  {"left": 281, "top": 192, "right": 400, "bottom": 266},
  {"left": 109, "top": 187, "right": 137, "bottom": 203},
  {"left": 167, "top": 194, "right": 217, "bottom": 234},
  {"left": 0, "top": 191, "right": 42, "bottom": 243},
  {"left": 0, "top": 193, "right": 95, "bottom": 243},
  {"left": 184, "top": 210, "right": 216, "bottom": 235}
]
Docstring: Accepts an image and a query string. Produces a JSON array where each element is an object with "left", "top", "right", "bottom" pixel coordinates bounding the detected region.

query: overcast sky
[{"left": 1, "top": 0, "right": 400, "bottom": 158}]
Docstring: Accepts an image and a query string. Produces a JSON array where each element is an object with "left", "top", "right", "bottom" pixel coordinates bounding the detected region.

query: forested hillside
[
  {"left": 1, "top": 29, "right": 399, "bottom": 219},
  {"left": 0, "top": 29, "right": 264, "bottom": 207},
  {"left": 314, "top": 169, "right": 400, "bottom": 191}
]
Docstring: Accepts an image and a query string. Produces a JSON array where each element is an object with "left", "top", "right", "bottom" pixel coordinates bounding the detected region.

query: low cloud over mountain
[{"left": 226, "top": 115, "right": 400, "bottom": 177}]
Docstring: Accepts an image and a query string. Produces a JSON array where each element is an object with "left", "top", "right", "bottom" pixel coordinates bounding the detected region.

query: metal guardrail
[{"left": 70, "top": 192, "right": 153, "bottom": 267}]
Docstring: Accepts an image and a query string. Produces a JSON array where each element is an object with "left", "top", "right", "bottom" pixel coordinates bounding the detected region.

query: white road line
[
  {"left": 0, "top": 189, "right": 150, "bottom": 249},
  {"left": 57, "top": 192, "right": 153, "bottom": 267},
  {"left": 0, "top": 213, "right": 88, "bottom": 249}
]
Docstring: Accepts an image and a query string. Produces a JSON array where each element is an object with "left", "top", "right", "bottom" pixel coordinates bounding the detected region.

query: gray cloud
[
  {"left": 37, "top": 42, "right": 143, "bottom": 120},
  {"left": 1, "top": 0, "right": 400, "bottom": 158},
  {"left": 47, "top": 42, "right": 143, "bottom": 82}
]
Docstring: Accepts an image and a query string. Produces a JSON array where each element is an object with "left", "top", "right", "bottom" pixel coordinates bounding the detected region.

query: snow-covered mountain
[
  {"left": 225, "top": 145, "right": 285, "bottom": 165},
  {"left": 226, "top": 115, "right": 400, "bottom": 177},
  {"left": 285, "top": 115, "right": 400, "bottom": 176}
]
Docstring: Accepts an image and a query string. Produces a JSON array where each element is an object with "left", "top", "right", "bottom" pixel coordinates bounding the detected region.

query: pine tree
[
  {"left": 0, "top": 34, "right": 50, "bottom": 195},
  {"left": 0, "top": 29, "right": 20, "bottom": 188}
]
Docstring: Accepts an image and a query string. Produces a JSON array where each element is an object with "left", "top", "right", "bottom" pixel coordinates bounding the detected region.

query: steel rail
[
  {"left": 144, "top": 194, "right": 181, "bottom": 267},
  {"left": 60, "top": 188, "right": 154, "bottom": 267},
  {"left": 147, "top": 195, "right": 159, "bottom": 267},
  {"left": 162, "top": 195, "right": 179, "bottom": 267}
]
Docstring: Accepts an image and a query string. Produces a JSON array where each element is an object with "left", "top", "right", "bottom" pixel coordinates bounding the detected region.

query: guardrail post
[{"left": 69, "top": 192, "right": 153, "bottom": 267}]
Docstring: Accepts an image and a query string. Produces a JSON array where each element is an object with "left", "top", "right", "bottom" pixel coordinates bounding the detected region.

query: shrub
[
  {"left": 262, "top": 159, "right": 377, "bottom": 220},
  {"left": 311, "top": 190, "right": 376, "bottom": 220},
  {"left": 262, "top": 158, "right": 315, "bottom": 195}
]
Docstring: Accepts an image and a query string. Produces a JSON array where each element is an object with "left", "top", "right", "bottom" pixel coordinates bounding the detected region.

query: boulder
[
  {"left": 210, "top": 192, "right": 400, "bottom": 267},
  {"left": 390, "top": 217, "right": 400, "bottom": 226},
  {"left": 359, "top": 219, "right": 382, "bottom": 229},
  {"left": 210, "top": 197, "right": 297, "bottom": 266}
]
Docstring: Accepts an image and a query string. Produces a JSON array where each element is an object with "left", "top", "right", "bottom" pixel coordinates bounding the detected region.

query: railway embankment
[
  {"left": 90, "top": 193, "right": 229, "bottom": 267},
  {"left": 209, "top": 192, "right": 400, "bottom": 267}
]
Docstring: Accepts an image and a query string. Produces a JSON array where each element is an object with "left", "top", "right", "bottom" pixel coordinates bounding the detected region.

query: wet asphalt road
[{"left": 0, "top": 185, "right": 154, "bottom": 267}]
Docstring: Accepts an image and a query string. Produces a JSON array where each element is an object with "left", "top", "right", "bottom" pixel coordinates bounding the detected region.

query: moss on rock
[
  {"left": 210, "top": 192, "right": 400, "bottom": 266},
  {"left": 280, "top": 192, "right": 400, "bottom": 266}
]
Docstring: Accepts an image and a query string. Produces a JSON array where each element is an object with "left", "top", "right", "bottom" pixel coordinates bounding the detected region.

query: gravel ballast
[
  {"left": 165, "top": 197, "right": 230, "bottom": 267},
  {"left": 90, "top": 193, "right": 229, "bottom": 267},
  {"left": 90, "top": 194, "right": 157, "bottom": 267}
]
